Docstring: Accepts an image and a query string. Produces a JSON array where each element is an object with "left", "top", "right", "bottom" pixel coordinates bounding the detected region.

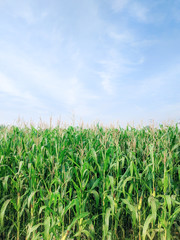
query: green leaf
[
  {"left": 44, "top": 216, "right": 50, "bottom": 240},
  {"left": 122, "top": 198, "right": 138, "bottom": 225},
  {"left": 0, "top": 199, "right": 11, "bottom": 229},
  {"left": 164, "top": 171, "right": 169, "bottom": 194},
  {"left": 17, "top": 161, "right": 24, "bottom": 174},
  {"left": 39, "top": 206, "right": 46, "bottom": 215},
  {"left": 20, "top": 198, "right": 28, "bottom": 217},
  {"left": 148, "top": 196, "right": 157, "bottom": 222},
  {"left": 171, "top": 143, "right": 179, "bottom": 152},
  {"left": 122, "top": 176, "right": 133, "bottom": 196},
  {"left": 26, "top": 223, "right": 42, "bottom": 239},
  {"left": 130, "top": 161, "right": 134, "bottom": 176},
  {"left": 107, "top": 195, "right": 115, "bottom": 214},
  {"left": 91, "top": 148, "right": 97, "bottom": 161},
  {"left": 28, "top": 191, "right": 38, "bottom": 208},
  {"left": 63, "top": 199, "right": 77, "bottom": 216},
  {"left": 108, "top": 175, "right": 115, "bottom": 189},
  {"left": 169, "top": 206, "right": 180, "bottom": 227},
  {"left": 2, "top": 175, "right": 9, "bottom": 191},
  {"left": 67, "top": 212, "right": 90, "bottom": 231},
  {"left": 104, "top": 207, "right": 111, "bottom": 236},
  {"left": 89, "top": 190, "right": 99, "bottom": 208},
  {"left": 90, "top": 178, "right": 100, "bottom": 190},
  {"left": 142, "top": 215, "right": 154, "bottom": 240},
  {"left": 165, "top": 195, "right": 172, "bottom": 216},
  {"left": 68, "top": 157, "right": 80, "bottom": 168}
]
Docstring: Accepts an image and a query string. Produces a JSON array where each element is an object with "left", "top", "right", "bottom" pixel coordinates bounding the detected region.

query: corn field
[{"left": 0, "top": 124, "right": 179, "bottom": 239}]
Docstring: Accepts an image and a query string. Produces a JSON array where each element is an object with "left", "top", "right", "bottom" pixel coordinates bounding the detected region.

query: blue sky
[{"left": 0, "top": 0, "right": 180, "bottom": 127}]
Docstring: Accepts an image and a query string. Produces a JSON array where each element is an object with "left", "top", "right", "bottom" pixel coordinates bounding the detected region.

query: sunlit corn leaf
[
  {"left": 26, "top": 223, "right": 42, "bottom": 239},
  {"left": 0, "top": 199, "right": 11, "bottom": 229}
]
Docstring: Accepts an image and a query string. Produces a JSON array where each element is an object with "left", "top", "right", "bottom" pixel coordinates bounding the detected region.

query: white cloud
[
  {"left": 0, "top": 0, "right": 49, "bottom": 24},
  {"left": 0, "top": 71, "right": 48, "bottom": 125},
  {"left": 97, "top": 57, "right": 121, "bottom": 95},
  {"left": 111, "top": 0, "right": 149, "bottom": 22},
  {"left": 111, "top": 0, "right": 129, "bottom": 12},
  {"left": 130, "top": 2, "right": 148, "bottom": 22},
  {"left": 0, "top": 72, "right": 19, "bottom": 96},
  {"left": 16, "top": 6, "right": 35, "bottom": 24},
  {"left": 127, "top": 63, "right": 180, "bottom": 99},
  {"left": 0, "top": 47, "right": 72, "bottom": 101},
  {"left": 108, "top": 28, "right": 157, "bottom": 49},
  {"left": 0, "top": 72, "right": 34, "bottom": 102},
  {"left": 64, "top": 77, "right": 82, "bottom": 106},
  {"left": 0, "top": 46, "right": 100, "bottom": 122},
  {"left": 99, "top": 72, "right": 114, "bottom": 95},
  {"left": 109, "top": 31, "right": 134, "bottom": 43},
  {"left": 131, "top": 39, "right": 158, "bottom": 48},
  {"left": 97, "top": 41, "right": 145, "bottom": 96}
]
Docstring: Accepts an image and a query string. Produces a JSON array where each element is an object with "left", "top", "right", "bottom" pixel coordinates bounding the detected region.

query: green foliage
[{"left": 0, "top": 124, "right": 179, "bottom": 239}]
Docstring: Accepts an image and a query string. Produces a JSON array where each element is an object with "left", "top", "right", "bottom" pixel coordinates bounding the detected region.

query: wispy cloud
[
  {"left": 99, "top": 72, "right": 114, "bottom": 95},
  {"left": 122, "top": 63, "right": 180, "bottom": 101},
  {"left": 0, "top": 72, "right": 19, "bottom": 96},
  {"left": 97, "top": 52, "right": 123, "bottom": 96},
  {"left": 111, "top": 0, "right": 149, "bottom": 22},
  {"left": 97, "top": 52, "right": 144, "bottom": 96},
  {"left": 97, "top": 27, "right": 145, "bottom": 95},
  {"left": 111, "top": 0, "right": 129, "bottom": 12},
  {"left": 0, "top": 70, "right": 48, "bottom": 124},
  {"left": 0, "top": 0, "right": 48, "bottom": 24},
  {"left": 0, "top": 72, "right": 38, "bottom": 104},
  {"left": 0, "top": 44, "right": 99, "bottom": 123},
  {"left": 109, "top": 30, "right": 134, "bottom": 44},
  {"left": 129, "top": 2, "right": 149, "bottom": 22},
  {"left": 108, "top": 28, "right": 157, "bottom": 49},
  {"left": 15, "top": 6, "right": 35, "bottom": 24}
]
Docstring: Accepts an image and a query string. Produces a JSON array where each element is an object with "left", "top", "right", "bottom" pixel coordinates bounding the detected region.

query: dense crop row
[{"left": 0, "top": 124, "right": 179, "bottom": 239}]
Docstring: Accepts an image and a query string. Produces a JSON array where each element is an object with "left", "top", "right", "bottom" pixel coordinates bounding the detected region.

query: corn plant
[{"left": 0, "top": 124, "right": 179, "bottom": 239}]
